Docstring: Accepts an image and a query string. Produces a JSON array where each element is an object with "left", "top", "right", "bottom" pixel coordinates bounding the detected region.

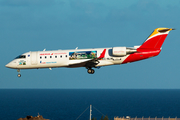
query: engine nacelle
[
  {"left": 112, "top": 47, "right": 137, "bottom": 56},
  {"left": 112, "top": 47, "right": 127, "bottom": 56}
]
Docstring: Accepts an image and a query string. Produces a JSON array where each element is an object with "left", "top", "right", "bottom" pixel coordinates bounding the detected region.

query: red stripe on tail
[{"left": 139, "top": 34, "right": 168, "bottom": 49}]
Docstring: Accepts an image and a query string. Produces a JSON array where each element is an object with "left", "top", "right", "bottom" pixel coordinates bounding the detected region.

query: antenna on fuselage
[
  {"left": 43, "top": 49, "right": 46, "bottom": 51},
  {"left": 75, "top": 47, "right": 78, "bottom": 50}
]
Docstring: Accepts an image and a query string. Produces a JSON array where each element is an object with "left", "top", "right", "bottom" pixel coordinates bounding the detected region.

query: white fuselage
[{"left": 6, "top": 47, "right": 130, "bottom": 69}]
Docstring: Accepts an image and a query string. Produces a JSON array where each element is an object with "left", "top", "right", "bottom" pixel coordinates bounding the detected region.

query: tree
[
  {"left": 100, "top": 116, "right": 104, "bottom": 120},
  {"left": 92, "top": 117, "right": 97, "bottom": 120},
  {"left": 104, "top": 115, "right": 109, "bottom": 120}
]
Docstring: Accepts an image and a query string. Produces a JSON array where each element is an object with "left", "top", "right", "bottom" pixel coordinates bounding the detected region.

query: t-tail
[
  {"left": 138, "top": 28, "right": 174, "bottom": 49},
  {"left": 122, "top": 28, "right": 174, "bottom": 64}
]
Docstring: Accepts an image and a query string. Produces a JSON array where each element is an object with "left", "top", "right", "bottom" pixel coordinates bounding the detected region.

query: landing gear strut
[
  {"left": 87, "top": 68, "right": 95, "bottom": 74},
  {"left": 17, "top": 69, "right": 21, "bottom": 77}
]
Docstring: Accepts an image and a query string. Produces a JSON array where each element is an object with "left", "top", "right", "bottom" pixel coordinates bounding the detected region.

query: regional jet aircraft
[{"left": 6, "top": 28, "right": 174, "bottom": 77}]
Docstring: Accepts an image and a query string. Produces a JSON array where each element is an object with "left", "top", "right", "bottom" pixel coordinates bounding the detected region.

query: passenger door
[{"left": 31, "top": 52, "right": 38, "bottom": 65}]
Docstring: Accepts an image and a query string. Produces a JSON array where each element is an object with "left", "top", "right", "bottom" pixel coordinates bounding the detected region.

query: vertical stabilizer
[{"left": 138, "top": 28, "right": 174, "bottom": 49}]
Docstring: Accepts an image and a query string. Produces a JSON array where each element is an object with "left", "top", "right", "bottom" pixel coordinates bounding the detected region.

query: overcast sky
[{"left": 1, "top": 0, "right": 180, "bottom": 89}]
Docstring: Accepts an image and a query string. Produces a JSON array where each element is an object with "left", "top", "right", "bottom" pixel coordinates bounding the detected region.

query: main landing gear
[
  {"left": 87, "top": 68, "right": 95, "bottom": 74},
  {"left": 17, "top": 69, "right": 21, "bottom": 77}
]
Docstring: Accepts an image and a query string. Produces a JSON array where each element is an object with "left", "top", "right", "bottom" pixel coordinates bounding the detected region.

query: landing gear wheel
[
  {"left": 87, "top": 69, "right": 95, "bottom": 74},
  {"left": 87, "top": 69, "right": 92, "bottom": 74},
  {"left": 17, "top": 74, "right": 21, "bottom": 77},
  {"left": 91, "top": 69, "right": 95, "bottom": 74},
  {"left": 17, "top": 69, "right": 21, "bottom": 77}
]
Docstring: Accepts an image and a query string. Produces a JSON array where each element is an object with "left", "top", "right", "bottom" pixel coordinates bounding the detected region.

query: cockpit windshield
[{"left": 15, "top": 55, "right": 26, "bottom": 59}]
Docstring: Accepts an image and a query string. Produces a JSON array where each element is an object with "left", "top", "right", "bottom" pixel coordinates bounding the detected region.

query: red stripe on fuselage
[{"left": 122, "top": 49, "right": 161, "bottom": 64}]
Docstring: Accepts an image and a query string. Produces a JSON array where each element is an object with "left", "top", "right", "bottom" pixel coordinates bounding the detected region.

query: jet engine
[{"left": 112, "top": 47, "right": 137, "bottom": 56}]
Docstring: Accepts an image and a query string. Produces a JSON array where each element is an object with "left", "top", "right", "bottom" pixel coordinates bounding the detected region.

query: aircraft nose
[
  {"left": 5, "top": 63, "right": 11, "bottom": 68},
  {"left": 5, "top": 61, "right": 17, "bottom": 68}
]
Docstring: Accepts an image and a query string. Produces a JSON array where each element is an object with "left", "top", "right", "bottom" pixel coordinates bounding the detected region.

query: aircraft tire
[
  {"left": 87, "top": 69, "right": 92, "bottom": 74},
  {"left": 17, "top": 74, "right": 21, "bottom": 77},
  {"left": 91, "top": 69, "right": 95, "bottom": 74}
]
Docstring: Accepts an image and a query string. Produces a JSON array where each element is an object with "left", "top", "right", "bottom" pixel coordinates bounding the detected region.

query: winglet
[{"left": 98, "top": 49, "right": 106, "bottom": 59}]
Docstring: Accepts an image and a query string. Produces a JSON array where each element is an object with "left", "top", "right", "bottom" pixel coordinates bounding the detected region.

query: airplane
[{"left": 5, "top": 28, "right": 174, "bottom": 77}]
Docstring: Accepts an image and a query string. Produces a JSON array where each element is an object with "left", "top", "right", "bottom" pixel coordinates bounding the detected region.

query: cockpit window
[{"left": 15, "top": 55, "right": 26, "bottom": 59}]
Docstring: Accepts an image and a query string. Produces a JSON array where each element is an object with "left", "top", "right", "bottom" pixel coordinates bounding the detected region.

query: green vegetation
[
  {"left": 92, "top": 117, "right": 97, "bottom": 120},
  {"left": 92, "top": 115, "right": 111, "bottom": 120}
]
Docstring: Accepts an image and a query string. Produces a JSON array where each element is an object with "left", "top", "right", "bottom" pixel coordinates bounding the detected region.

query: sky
[{"left": 1, "top": 0, "right": 180, "bottom": 89}]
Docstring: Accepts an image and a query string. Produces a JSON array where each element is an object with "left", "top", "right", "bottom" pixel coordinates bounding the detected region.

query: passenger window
[
  {"left": 55, "top": 56, "right": 57, "bottom": 58},
  {"left": 45, "top": 56, "right": 47, "bottom": 59},
  {"left": 40, "top": 56, "right": 42, "bottom": 59},
  {"left": 60, "top": 55, "right": 62, "bottom": 58},
  {"left": 66, "top": 55, "right": 67, "bottom": 57},
  {"left": 50, "top": 56, "right": 52, "bottom": 58}
]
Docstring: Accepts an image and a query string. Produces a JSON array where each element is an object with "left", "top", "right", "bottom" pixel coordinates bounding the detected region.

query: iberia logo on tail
[
  {"left": 138, "top": 28, "right": 174, "bottom": 49},
  {"left": 122, "top": 28, "right": 174, "bottom": 64}
]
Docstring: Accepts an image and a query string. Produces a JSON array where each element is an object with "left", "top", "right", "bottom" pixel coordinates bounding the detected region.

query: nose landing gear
[
  {"left": 18, "top": 74, "right": 21, "bottom": 77},
  {"left": 17, "top": 69, "right": 21, "bottom": 77}
]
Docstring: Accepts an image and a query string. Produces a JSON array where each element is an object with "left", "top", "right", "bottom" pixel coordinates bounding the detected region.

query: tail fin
[{"left": 138, "top": 28, "right": 174, "bottom": 49}]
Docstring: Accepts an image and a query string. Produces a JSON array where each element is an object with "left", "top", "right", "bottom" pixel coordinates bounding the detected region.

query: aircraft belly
[
  {"left": 17, "top": 62, "right": 68, "bottom": 69},
  {"left": 96, "top": 56, "right": 129, "bottom": 67},
  {"left": 69, "top": 59, "right": 91, "bottom": 65},
  {"left": 96, "top": 60, "right": 114, "bottom": 67},
  {"left": 112, "top": 55, "right": 129, "bottom": 65},
  {"left": 38, "top": 62, "right": 68, "bottom": 68}
]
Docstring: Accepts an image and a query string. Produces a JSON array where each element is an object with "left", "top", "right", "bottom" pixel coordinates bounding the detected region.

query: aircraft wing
[{"left": 68, "top": 49, "right": 106, "bottom": 68}]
